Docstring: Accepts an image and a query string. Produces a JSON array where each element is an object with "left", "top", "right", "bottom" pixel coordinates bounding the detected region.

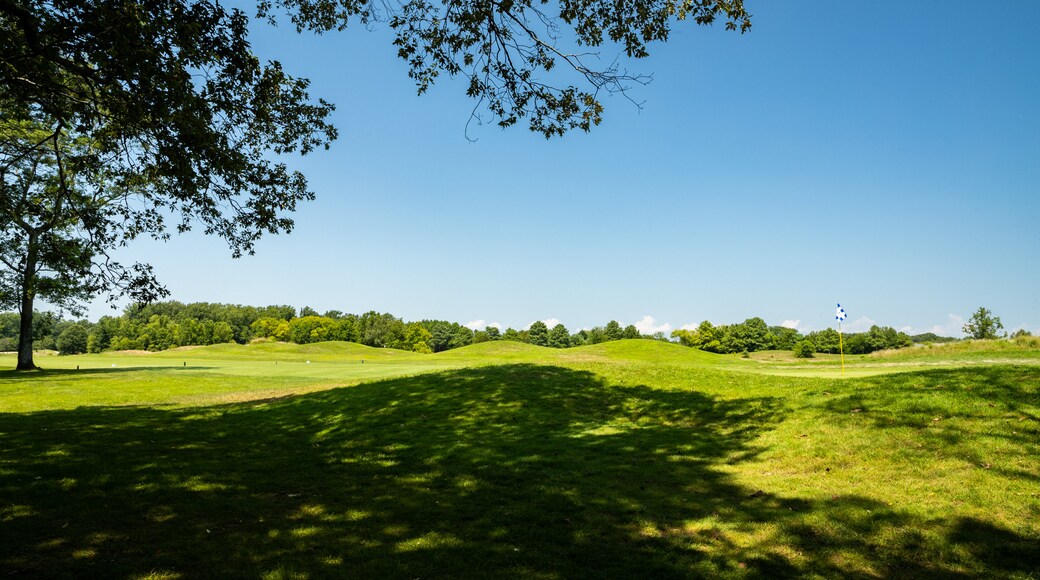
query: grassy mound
[
  {"left": 155, "top": 340, "right": 423, "bottom": 362},
  {"left": 435, "top": 339, "right": 554, "bottom": 361},
  {"left": 870, "top": 337, "right": 1040, "bottom": 362},
  {"left": 1, "top": 342, "right": 1038, "bottom": 577}
]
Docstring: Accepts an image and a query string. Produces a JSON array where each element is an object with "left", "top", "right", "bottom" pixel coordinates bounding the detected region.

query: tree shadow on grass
[
  {"left": 1, "top": 364, "right": 1037, "bottom": 578},
  {"left": 0, "top": 366, "right": 218, "bottom": 380},
  {"left": 821, "top": 366, "right": 1040, "bottom": 484}
]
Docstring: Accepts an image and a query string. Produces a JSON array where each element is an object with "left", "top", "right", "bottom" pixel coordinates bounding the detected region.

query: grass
[{"left": 1, "top": 340, "right": 1038, "bottom": 578}]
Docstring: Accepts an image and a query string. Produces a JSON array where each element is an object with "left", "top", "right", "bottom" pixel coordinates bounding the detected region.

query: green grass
[{"left": 1, "top": 340, "right": 1038, "bottom": 578}]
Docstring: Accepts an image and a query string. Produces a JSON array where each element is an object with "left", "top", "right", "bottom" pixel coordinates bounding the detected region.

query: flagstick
[{"left": 838, "top": 320, "right": 845, "bottom": 377}]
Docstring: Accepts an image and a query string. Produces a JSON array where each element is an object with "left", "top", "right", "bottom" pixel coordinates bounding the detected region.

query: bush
[
  {"left": 57, "top": 325, "right": 89, "bottom": 355},
  {"left": 412, "top": 341, "right": 432, "bottom": 354},
  {"left": 1012, "top": 334, "right": 1040, "bottom": 348},
  {"left": 109, "top": 337, "right": 144, "bottom": 351},
  {"left": 793, "top": 340, "right": 815, "bottom": 358}
]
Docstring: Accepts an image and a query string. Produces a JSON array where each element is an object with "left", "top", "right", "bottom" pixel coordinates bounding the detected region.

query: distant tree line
[
  {"left": 7, "top": 302, "right": 1008, "bottom": 358},
  {"left": 670, "top": 317, "right": 915, "bottom": 356},
  {"left": 0, "top": 302, "right": 667, "bottom": 355}
]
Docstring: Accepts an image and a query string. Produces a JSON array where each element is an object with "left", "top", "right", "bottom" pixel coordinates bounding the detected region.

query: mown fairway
[{"left": 1, "top": 341, "right": 1038, "bottom": 578}]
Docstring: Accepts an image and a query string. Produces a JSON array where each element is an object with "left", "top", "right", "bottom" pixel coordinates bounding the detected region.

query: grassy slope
[
  {"left": 157, "top": 340, "right": 427, "bottom": 362},
  {"left": 1, "top": 340, "right": 1038, "bottom": 578}
]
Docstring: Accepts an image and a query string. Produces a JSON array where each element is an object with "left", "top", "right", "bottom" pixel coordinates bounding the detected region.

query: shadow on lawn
[
  {"left": 0, "top": 366, "right": 217, "bottom": 380},
  {"left": 823, "top": 366, "right": 1040, "bottom": 484},
  {"left": 1, "top": 364, "right": 1037, "bottom": 578}
]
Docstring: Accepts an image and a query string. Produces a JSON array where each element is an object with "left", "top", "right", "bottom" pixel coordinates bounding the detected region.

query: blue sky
[{"left": 94, "top": 0, "right": 1039, "bottom": 337}]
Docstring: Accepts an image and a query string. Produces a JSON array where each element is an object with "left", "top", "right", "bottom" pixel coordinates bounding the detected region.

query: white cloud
[
  {"left": 465, "top": 320, "right": 503, "bottom": 331},
  {"left": 781, "top": 319, "right": 801, "bottom": 329},
  {"left": 872, "top": 315, "right": 967, "bottom": 338},
  {"left": 842, "top": 315, "right": 877, "bottom": 333},
  {"left": 930, "top": 314, "right": 966, "bottom": 338},
  {"left": 634, "top": 315, "right": 671, "bottom": 336}
]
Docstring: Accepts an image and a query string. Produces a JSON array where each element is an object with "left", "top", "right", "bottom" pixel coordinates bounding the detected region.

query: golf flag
[{"left": 835, "top": 303, "right": 846, "bottom": 376}]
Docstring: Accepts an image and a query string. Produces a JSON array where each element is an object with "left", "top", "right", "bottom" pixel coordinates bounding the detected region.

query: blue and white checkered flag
[{"left": 836, "top": 303, "right": 847, "bottom": 322}]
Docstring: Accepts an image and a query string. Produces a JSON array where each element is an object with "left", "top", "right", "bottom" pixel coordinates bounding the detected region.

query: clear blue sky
[{"left": 92, "top": 0, "right": 1040, "bottom": 337}]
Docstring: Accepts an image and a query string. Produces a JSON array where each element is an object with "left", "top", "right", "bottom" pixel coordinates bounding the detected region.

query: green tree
[
  {"left": 844, "top": 333, "right": 870, "bottom": 355},
  {"left": 333, "top": 316, "right": 360, "bottom": 342},
  {"left": 528, "top": 321, "right": 549, "bottom": 347},
  {"left": 429, "top": 323, "right": 455, "bottom": 352},
  {"left": 2, "top": 1, "right": 751, "bottom": 369},
  {"left": 583, "top": 327, "right": 608, "bottom": 345},
  {"left": 142, "top": 315, "right": 178, "bottom": 351},
  {"left": 90, "top": 316, "right": 119, "bottom": 351},
  {"left": 548, "top": 323, "right": 570, "bottom": 348},
  {"left": 174, "top": 319, "right": 204, "bottom": 346},
  {"left": 1, "top": 2, "right": 335, "bottom": 369},
  {"left": 412, "top": 341, "right": 432, "bottom": 354},
  {"left": 85, "top": 333, "right": 99, "bottom": 353},
  {"left": 793, "top": 340, "right": 815, "bottom": 358},
  {"left": 727, "top": 317, "right": 770, "bottom": 352},
  {"left": 211, "top": 321, "right": 235, "bottom": 344},
  {"left": 262, "top": 0, "right": 750, "bottom": 137},
  {"left": 866, "top": 325, "right": 912, "bottom": 352},
  {"left": 770, "top": 326, "right": 802, "bottom": 351},
  {"left": 356, "top": 311, "right": 403, "bottom": 348},
  {"left": 671, "top": 329, "right": 695, "bottom": 347},
  {"left": 449, "top": 326, "right": 474, "bottom": 350},
  {"left": 677, "top": 320, "right": 725, "bottom": 353},
  {"left": 402, "top": 323, "right": 433, "bottom": 352},
  {"left": 0, "top": 117, "right": 118, "bottom": 368},
  {"left": 288, "top": 316, "right": 335, "bottom": 344},
  {"left": 808, "top": 328, "right": 841, "bottom": 354},
  {"left": 604, "top": 320, "right": 623, "bottom": 341},
  {"left": 622, "top": 324, "right": 641, "bottom": 339},
  {"left": 963, "top": 307, "right": 1004, "bottom": 340},
  {"left": 56, "top": 323, "right": 88, "bottom": 355},
  {"left": 251, "top": 317, "right": 291, "bottom": 342}
]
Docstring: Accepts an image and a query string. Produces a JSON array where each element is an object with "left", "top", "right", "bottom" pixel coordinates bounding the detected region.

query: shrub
[
  {"left": 1012, "top": 334, "right": 1040, "bottom": 348},
  {"left": 86, "top": 334, "right": 102, "bottom": 353},
  {"left": 793, "top": 340, "right": 815, "bottom": 358},
  {"left": 412, "top": 341, "right": 432, "bottom": 354}
]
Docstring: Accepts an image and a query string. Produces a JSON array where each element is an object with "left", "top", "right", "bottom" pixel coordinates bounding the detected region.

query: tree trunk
[{"left": 16, "top": 233, "right": 38, "bottom": 371}]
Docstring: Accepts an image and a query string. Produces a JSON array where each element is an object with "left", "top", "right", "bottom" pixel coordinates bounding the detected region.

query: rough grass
[{"left": 1, "top": 340, "right": 1038, "bottom": 578}]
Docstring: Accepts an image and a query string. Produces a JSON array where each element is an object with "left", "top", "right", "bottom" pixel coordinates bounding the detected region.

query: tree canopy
[
  {"left": 1, "top": 0, "right": 751, "bottom": 368},
  {"left": 962, "top": 307, "right": 1004, "bottom": 340},
  {"left": 0, "top": 1, "right": 336, "bottom": 368},
  {"left": 259, "top": 0, "right": 751, "bottom": 137}
]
